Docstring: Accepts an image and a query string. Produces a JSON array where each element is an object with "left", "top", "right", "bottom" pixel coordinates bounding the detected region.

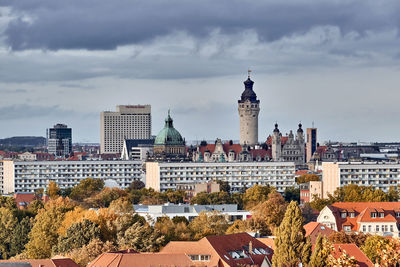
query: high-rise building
[
  {"left": 238, "top": 74, "right": 259, "bottom": 146},
  {"left": 306, "top": 128, "right": 317, "bottom": 162},
  {"left": 47, "top": 124, "right": 72, "bottom": 157},
  {"left": 100, "top": 105, "right": 151, "bottom": 154}
]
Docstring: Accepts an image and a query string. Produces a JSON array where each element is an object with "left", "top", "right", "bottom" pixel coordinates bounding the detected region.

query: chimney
[{"left": 249, "top": 241, "right": 253, "bottom": 254}]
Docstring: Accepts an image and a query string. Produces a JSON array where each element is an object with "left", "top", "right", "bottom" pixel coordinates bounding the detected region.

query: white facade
[
  {"left": 100, "top": 105, "right": 151, "bottom": 154},
  {"left": 322, "top": 161, "right": 400, "bottom": 198},
  {"left": 134, "top": 203, "right": 250, "bottom": 223},
  {"left": 0, "top": 160, "right": 143, "bottom": 194},
  {"left": 146, "top": 161, "right": 296, "bottom": 193}
]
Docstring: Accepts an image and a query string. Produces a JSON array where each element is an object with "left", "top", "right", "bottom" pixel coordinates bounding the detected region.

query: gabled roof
[
  {"left": 331, "top": 244, "right": 373, "bottom": 267},
  {"left": 88, "top": 252, "right": 193, "bottom": 267},
  {"left": 265, "top": 136, "right": 289, "bottom": 146},
  {"left": 14, "top": 193, "right": 37, "bottom": 208},
  {"left": 304, "top": 222, "right": 335, "bottom": 244},
  {"left": 199, "top": 143, "right": 242, "bottom": 156},
  {"left": 326, "top": 202, "right": 400, "bottom": 231},
  {"left": 161, "top": 233, "right": 273, "bottom": 267}
]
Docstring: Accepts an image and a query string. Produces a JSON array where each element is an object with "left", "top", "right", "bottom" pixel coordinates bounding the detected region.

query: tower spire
[{"left": 248, "top": 69, "right": 252, "bottom": 78}]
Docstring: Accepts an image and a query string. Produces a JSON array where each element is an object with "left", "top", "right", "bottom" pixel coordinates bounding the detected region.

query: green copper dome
[{"left": 154, "top": 110, "right": 185, "bottom": 146}]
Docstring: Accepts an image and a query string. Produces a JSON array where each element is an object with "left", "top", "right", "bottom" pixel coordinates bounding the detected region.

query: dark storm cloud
[{"left": 3, "top": 0, "right": 400, "bottom": 51}]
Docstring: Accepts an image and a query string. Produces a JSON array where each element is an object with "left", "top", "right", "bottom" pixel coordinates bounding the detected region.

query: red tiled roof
[
  {"left": 14, "top": 193, "right": 37, "bottom": 208},
  {"left": 0, "top": 258, "right": 79, "bottom": 267},
  {"left": 265, "top": 136, "right": 288, "bottom": 146},
  {"left": 250, "top": 149, "right": 270, "bottom": 159},
  {"left": 199, "top": 142, "right": 243, "bottom": 156},
  {"left": 327, "top": 202, "right": 400, "bottom": 231},
  {"left": 161, "top": 233, "right": 273, "bottom": 267},
  {"left": 88, "top": 252, "right": 193, "bottom": 267},
  {"left": 331, "top": 244, "right": 373, "bottom": 267},
  {"left": 304, "top": 222, "right": 335, "bottom": 244}
]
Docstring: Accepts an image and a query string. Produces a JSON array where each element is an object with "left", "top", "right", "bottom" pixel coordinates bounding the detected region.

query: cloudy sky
[{"left": 0, "top": 0, "right": 400, "bottom": 143}]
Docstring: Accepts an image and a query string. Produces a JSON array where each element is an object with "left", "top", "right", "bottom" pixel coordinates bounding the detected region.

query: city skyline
[{"left": 1, "top": 1, "right": 400, "bottom": 143}]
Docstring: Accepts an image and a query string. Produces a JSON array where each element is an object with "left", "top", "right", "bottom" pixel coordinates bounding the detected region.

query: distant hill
[{"left": 0, "top": 136, "right": 46, "bottom": 147}]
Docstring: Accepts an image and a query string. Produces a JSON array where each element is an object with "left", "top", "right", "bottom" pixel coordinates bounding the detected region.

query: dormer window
[
  {"left": 379, "top": 212, "right": 384, "bottom": 218},
  {"left": 341, "top": 212, "right": 347, "bottom": 218},
  {"left": 396, "top": 212, "right": 400, "bottom": 218},
  {"left": 349, "top": 212, "right": 355, "bottom": 218},
  {"left": 343, "top": 226, "right": 351, "bottom": 232},
  {"left": 371, "top": 212, "right": 377, "bottom": 218}
]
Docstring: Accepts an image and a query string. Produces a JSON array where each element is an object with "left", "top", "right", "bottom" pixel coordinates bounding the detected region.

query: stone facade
[
  {"left": 238, "top": 76, "right": 260, "bottom": 146},
  {"left": 270, "top": 123, "right": 305, "bottom": 166}
]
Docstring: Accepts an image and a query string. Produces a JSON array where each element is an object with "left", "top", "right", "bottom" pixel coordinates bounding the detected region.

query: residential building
[
  {"left": 160, "top": 232, "right": 274, "bottom": 267},
  {"left": 18, "top": 152, "right": 37, "bottom": 161},
  {"left": 322, "top": 161, "right": 400, "bottom": 198},
  {"left": 89, "top": 250, "right": 194, "bottom": 267},
  {"left": 145, "top": 161, "right": 296, "bottom": 193},
  {"left": 176, "top": 181, "right": 220, "bottom": 200},
  {"left": 0, "top": 159, "right": 143, "bottom": 194},
  {"left": 192, "top": 138, "right": 270, "bottom": 163},
  {"left": 238, "top": 74, "right": 260, "bottom": 146},
  {"left": 304, "top": 222, "right": 335, "bottom": 244},
  {"left": 330, "top": 244, "right": 373, "bottom": 267},
  {"left": 100, "top": 105, "right": 151, "bottom": 154},
  {"left": 317, "top": 202, "right": 400, "bottom": 237},
  {"left": 300, "top": 181, "right": 322, "bottom": 204},
  {"left": 120, "top": 139, "right": 154, "bottom": 160},
  {"left": 134, "top": 203, "right": 250, "bottom": 223},
  {"left": 47, "top": 123, "right": 72, "bottom": 157},
  {"left": 268, "top": 123, "right": 305, "bottom": 166},
  {"left": 306, "top": 128, "right": 317, "bottom": 162}
]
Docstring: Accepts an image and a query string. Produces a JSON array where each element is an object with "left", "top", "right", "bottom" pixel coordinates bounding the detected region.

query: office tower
[
  {"left": 238, "top": 73, "right": 260, "bottom": 146},
  {"left": 306, "top": 128, "right": 317, "bottom": 162},
  {"left": 47, "top": 124, "right": 72, "bottom": 157},
  {"left": 100, "top": 105, "right": 151, "bottom": 154}
]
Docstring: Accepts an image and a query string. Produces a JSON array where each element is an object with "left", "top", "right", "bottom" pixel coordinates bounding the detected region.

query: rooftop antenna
[
  {"left": 312, "top": 121, "right": 315, "bottom": 128},
  {"left": 248, "top": 69, "right": 252, "bottom": 78}
]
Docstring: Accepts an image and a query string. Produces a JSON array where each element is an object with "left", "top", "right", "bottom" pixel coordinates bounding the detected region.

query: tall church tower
[
  {"left": 238, "top": 72, "right": 260, "bottom": 146},
  {"left": 272, "top": 123, "right": 282, "bottom": 161}
]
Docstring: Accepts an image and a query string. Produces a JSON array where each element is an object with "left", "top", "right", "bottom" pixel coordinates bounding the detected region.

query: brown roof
[
  {"left": 256, "top": 237, "right": 275, "bottom": 250},
  {"left": 161, "top": 233, "right": 273, "bottom": 267},
  {"left": 88, "top": 252, "right": 194, "bottom": 267},
  {"left": 304, "top": 222, "right": 335, "bottom": 244},
  {"left": 265, "top": 136, "right": 288, "bottom": 146},
  {"left": 327, "top": 202, "right": 400, "bottom": 231},
  {"left": 0, "top": 258, "right": 79, "bottom": 267},
  {"left": 331, "top": 244, "right": 373, "bottom": 267},
  {"left": 14, "top": 193, "right": 37, "bottom": 208}
]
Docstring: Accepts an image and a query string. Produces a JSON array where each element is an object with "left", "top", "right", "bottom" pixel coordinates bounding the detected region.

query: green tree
[
  {"left": 0, "top": 207, "right": 18, "bottom": 259},
  {"left": 118, "top": 221, "right": 165, "bottom": 252},
  {"left": 25, "top": 198, "right": 75, "bottom": 258},
  {"left": 0, "top": 196, "right": 17, "bottom": 210},
  {"left": 128, "top": 180, "right": 145, "bottom": 191},
  {"left": 56, "top": 219, "right": 101, "bottom": 254},
  {"left": 309, "top": 234, "right": 331, "bottom": 266},
  {"left": 46, "top": 181, "right": 60, "bottom": 199},
  {"left": 70, "top": 178, "right": 104, "bottom": 201},
  {"left": 189, "top": 211, "right": 229, "bottom": 240},
  {"left": 283, "top": 187, "right": 300, "bottom": 203},
  {"left": 328, "top": 231, "right": 368, "bottom": 248},
  {"left": 250, "top": 192, "right": 287, "bottom": 235},
  {"left": 66, "top": 238, "right": 116, "bottom": 267},
  {"left": 10, "top": 217, "right": 32, "bottom": 257},
  {"left": 296, "top": 174, "right": 320, "bottom": 184},
  {"left": 243, "top": 185, "right": 273, "bottom": 209},
  {"left": 361, "top": 235, "right": 389, "bottom": 264},
  {"left": 83, "top": 187, "right": 128, "bottom": 208},
  {"left": 272, "top": 201, "right": 311, "bottom": 267},
  {"left": 216, "top": 180, "right": 231, "bottom": 193}
]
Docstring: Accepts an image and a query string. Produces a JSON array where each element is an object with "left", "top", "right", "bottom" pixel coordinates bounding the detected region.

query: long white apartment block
[
  {"left": 146, "top": 161, "right": 296, "bottom": 193},
  {"left": 0, "top": 160, "right": 143, "bottom": 194},
  {"left": 100, "top": 105, "right": 151, "bottom": 154},
  {"left": 322, "top": 161, "right": 400, "bottom": 198}
]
